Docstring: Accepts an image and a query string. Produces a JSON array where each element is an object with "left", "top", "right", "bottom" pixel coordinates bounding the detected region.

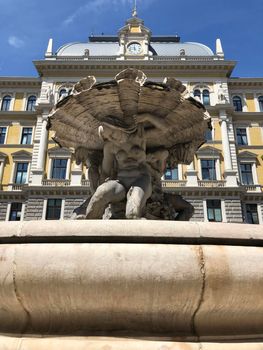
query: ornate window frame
[
  {"left": 9, "top": 150, "right": 32, "bottom": 188},
  {"left": 47, "top": 147, "right": 72, "bottom": 180},
  {"left": 238, "top": 151, "right": 259, "bottom": 185},
  {"left": 196, "top": 146, "right": 221, "bottom": 181}
]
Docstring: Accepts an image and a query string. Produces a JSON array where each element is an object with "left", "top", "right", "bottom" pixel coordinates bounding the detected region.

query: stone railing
[
  {"left": 51, "top": 55, "right": 220, "bottom": 63},
  {"left": 53, "top": 56, "right": 119, "bottom": 61},
  {"left": 152, "top": 55, "right": 220, "bottom": 62},
  {"left": 81, "top": 179, "right": 90, "bottom": 186},
  {"left": 198, "top": 180, "right": 226, "bottom": 188},
  {"left": 162, "top": 180, "right": 187, "bottom": 188},
  {"left": 244, "top": 184, "right": 262, "bottom": 192},
  {"left": 42, "top": 179, "right": 71, "bottom": 187},
  {"left": 10, "top": 184, "right": 25, "bottom": 191}
]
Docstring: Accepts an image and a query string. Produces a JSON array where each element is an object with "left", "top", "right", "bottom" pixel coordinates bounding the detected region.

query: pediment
[
  {"left": 238, "top": 151, "right": 257, "bottom": 159},
  {"left": 11, "top": 150, "right": 32, "bottom": 159},
  {"left": 48, "top": 147, "right": 72, "bottom": 157},
  {"left": 196, "top": 146, "right": 221, "bottom": 158}
]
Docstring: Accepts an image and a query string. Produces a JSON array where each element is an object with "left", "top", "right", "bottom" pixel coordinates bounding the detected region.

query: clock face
[{"left": 127, "top": 42, "right": 142, "bottom": 55}]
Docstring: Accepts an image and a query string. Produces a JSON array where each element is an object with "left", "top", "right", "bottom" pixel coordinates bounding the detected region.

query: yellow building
[{"left": 0, "top": 13, "right": 262, "bottom": 224}]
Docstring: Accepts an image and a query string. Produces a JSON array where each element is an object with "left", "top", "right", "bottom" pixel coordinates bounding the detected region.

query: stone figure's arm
[
  {"left": 136, "top": 113, "right": 169, "bottom": 131},
  {"left": 147, "top": 149, "right": 169, "bottom": 173},
  {"left": 101, "top": 142, "right": 115, "bottom": 181}
]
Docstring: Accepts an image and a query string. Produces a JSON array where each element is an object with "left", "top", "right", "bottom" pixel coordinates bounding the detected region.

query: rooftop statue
[{"left": 48, "top": 69, "right": 211, "bottom": 220}]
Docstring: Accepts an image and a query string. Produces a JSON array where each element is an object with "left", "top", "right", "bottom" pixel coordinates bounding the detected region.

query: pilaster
[
  {"left": 186, "top": 162, "right": 198, "bottom": 186},
  {"left": 219, "top": 110, "right": 238, "bottom": 187}
]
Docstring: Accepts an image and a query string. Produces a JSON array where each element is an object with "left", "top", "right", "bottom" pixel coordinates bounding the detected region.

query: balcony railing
[
  {"left": 81, "top": 179, "right": 90, "bottom": 186},
  {"left": 244, "top": 184, "right": 262, "bottom": 192},
  {"left": 162, "top": 180, "right": 187, "bottom": 188},
  {"left": 198, "top": 180, "right": 226, "bottom": 188},
  {"left": 42, "top": 179, "right": 71, "bottom": 187},
  {"left": 10, "top": 184, "right": 25, "bottom": 191}
]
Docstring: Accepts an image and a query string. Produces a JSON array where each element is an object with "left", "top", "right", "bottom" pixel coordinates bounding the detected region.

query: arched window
[
  {"left": 1, "top": 95, "right": 12, "bottom": 111},
  {"left": 26, "top": 95, "right": 37, "bottom": 111},
  {"left": 202, "top": 89, "right": 210, "bottom": 106},
  {"left": 59, "top": 88, "right": 67, "bottom": 99},
  {"left": 194, "top": 89, "right": 201, "bottom": 100},
  {"left": 233, "top": 96, "right": 243, "bottom": 112},
  {"left": 258, "top": 96, "right": 263, "bottom": 112}
]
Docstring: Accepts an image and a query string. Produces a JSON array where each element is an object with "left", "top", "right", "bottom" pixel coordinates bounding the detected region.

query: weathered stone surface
[
  {"left": 0, "top": 337, "right": 263, "bottom": 350},
  {"left": 0, "top": 221, "right": 263, "bottom": 341},
  {"left": 0, "top": 243, "right": 203, "bottom": 335}
]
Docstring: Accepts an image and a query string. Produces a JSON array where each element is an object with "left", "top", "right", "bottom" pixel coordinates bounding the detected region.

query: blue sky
[{"left": 0, "top": 0, "right": 262, "bottom": 77}]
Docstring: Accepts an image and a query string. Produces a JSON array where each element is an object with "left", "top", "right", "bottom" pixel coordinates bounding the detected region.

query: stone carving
[{"left": 48, "top": 68, "right": 210, "bottom": 220}]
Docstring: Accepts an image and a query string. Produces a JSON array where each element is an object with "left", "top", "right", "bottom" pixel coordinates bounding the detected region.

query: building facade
[{"left": 0, "top": 14, "right": 262, "bottom": 224}]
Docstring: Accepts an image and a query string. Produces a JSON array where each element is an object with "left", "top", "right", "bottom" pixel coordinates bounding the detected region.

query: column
[
  {"left": 186, "top": 161, "right": 198, "bottom": 187},
  {"left": 220, "top": 110, "right": 238, "bottom": 187},
  {"left": 0, "top": 161, "right": 5, "bottom": 186},
  {"left": 37, "top": 118, "right": 48, "bottom": 170}
]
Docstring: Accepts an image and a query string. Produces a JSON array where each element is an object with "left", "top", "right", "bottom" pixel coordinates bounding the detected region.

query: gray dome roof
[
  {"left": 56, "top": 42, "right": 120, "bottom": 56},
  {"left": 56, "top": 41, "right": 214, "bottom": 57},
  {"left": 151, "top": 42, "right": 214, "bottom": 56}
]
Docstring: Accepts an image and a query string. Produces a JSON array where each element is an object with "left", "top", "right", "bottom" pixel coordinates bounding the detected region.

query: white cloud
[
  {"left": 8, "top": 36, "right": 25, "bottom": 48},
  {"left": 63, "top": 0, "right": 154, "bottom": 26}
]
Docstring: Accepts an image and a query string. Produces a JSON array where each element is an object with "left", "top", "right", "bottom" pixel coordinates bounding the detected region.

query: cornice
[
  {"left": 230, "top": 111, "right": 263, "bottom": 120},
  {"left": 33, "top": 59, "right": 236, "bottom": 78},
  {"left": 0, "top": 111, "right": 38, "bottom": 122},
  {"left": 228, "top": 78, "right": 263, "bottom": 88},
  {"left": 0, "top": 77, "right": 41, "bottom": 88}
]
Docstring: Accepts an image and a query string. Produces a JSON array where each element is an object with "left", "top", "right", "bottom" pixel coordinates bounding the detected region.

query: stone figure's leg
[
  {"left": 171, "top": 195, "right": 194, "bottom": 221},
  {"left": 86, "top": 180, "right": 126, "bottom": 219},
  {"left": 126, "top": 176, "right": 152, "bottom": 219},
  {"left": 71, "top": 197, "right": 91, "bottom": 220},
  {"left": 88, "top": 165, "right": 100, "bottom": 194}
]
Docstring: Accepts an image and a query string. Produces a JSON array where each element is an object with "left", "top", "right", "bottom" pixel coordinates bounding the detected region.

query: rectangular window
[
  {"left": 21, "top": 127, "right": 32, "bottom": 145},
  {"left": 46, "top": 199, "right": 62, "bottom": 220},
  {"left": 9, "top": 203, "right": 22, "bottom": 221},
  {"left": 15, "top": 162, "right": 28, "bottom": 184},
  {"left": 205, "top": 128, "right": 212, "bottom": 141},
  {"left": 207, "top": 200, "right": 222, "bottom": 222},
  {"left": 236, "top": 128, "right": 248, "bottom": 145},
  {"left": 201, "top": 159, "right": 216, "bottom": 180},
  {"left": 245, "top": 204, "right": 259, "bottom": 225},
  {"left": 0, "top": 127, "right": 7, "bottom": 144},
  {"left": 164, "top": 166, "right": 179, "bottom": 180},
  {"left": 240, "top": 163, "right": 253, "bottom": 185},
  {"left": 51, "top": 159, "right": 67, "bottom": 179}
]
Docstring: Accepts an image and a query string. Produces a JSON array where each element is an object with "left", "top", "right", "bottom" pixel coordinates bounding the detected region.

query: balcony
[
  {"left": 42, "top": 179, "right": 71, "bottom": 187},
  {"left": 198, "top": 180, "right": 226, "bottom": 188}
]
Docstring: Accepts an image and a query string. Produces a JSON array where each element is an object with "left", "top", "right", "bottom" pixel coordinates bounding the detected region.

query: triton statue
[{"left": 48, "top": 68, "right": 211, "bottom": 220}]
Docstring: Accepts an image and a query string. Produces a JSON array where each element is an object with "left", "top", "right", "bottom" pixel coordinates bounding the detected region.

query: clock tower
[{"left": 118, "top": 6, "right": 152, "bottom": 60}]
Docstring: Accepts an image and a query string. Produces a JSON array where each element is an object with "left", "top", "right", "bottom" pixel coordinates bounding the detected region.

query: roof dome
[
  {"left": 56, "top": 42, "right": 120, "bottom": 57},
  {"left": 151, "top": 42, "right": 214, "bottom": 56},
  {"left": 56, "top": 40, "right": 214, "bottom": 57}
]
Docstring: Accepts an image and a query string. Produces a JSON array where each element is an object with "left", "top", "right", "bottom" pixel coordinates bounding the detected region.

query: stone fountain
[{"left": 0, "top": 69, "right": 262, "bottom": 349}]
